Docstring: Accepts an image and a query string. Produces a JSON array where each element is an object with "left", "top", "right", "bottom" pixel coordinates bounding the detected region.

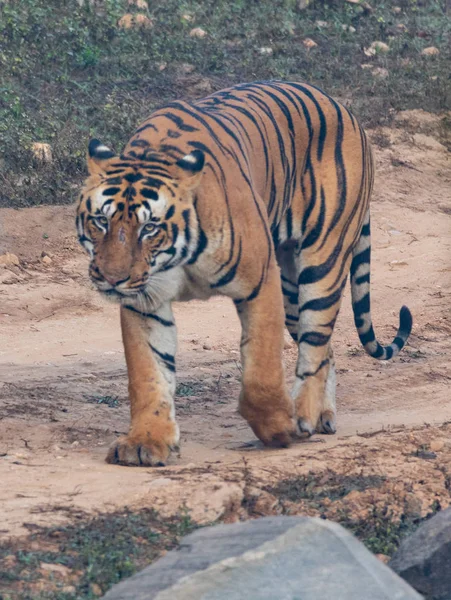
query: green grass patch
[
  {"left": 1, "top": 0, "right": 450, "bottom": 208},
  {"left": 0, "top": 507, "right": 197, "bottom": 600}
]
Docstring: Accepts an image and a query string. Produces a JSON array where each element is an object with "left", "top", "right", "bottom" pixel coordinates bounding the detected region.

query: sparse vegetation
[
  {"left": 267, "top": 469, "right": 441, "bottom": 557},
  {"left": 0, "top": 508, "right": 197, "bottom": 600},
  {"left": 1, "top": 0, "right": 450, "bottom": 207}
]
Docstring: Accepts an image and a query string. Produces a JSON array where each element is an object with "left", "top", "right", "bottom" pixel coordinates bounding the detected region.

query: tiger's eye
[
  {"left": 142, "top": 223, "right": 158, "bottom": 237},
  {"left": 94, "top": 216, "right": 108, "bottom": 229}
]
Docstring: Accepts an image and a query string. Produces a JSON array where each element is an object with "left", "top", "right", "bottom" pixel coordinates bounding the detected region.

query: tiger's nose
[{"left": 101, "top": 272, "right": 130, "bottom": 287}]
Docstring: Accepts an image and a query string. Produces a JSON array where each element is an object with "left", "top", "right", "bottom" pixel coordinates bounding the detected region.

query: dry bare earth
[{"left": 0, "top": 112, "right": 450, "bottom": 540}]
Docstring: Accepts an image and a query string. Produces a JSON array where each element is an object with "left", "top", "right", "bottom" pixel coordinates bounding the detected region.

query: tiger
[{"left": 76, "top": 80, "right": 412, "bottom": 467}]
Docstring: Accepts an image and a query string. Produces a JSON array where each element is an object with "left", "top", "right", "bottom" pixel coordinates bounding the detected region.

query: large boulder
[
  {"left": 390, "top": 508, "right": 451, "bottom": 599},
  {"left": 102, "top": 516, "right": 422, "bottom": 600}
]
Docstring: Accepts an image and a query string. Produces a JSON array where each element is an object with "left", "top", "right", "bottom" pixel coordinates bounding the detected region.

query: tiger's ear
[
  {"left": 175, "top": 150, "right": 205, "bottom": 191},
  {"left": 87, "top": 139, "right": 117, "bottom": 176}
]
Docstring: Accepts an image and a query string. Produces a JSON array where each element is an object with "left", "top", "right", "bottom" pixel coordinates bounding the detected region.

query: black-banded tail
[{"left": 350, "top": 210, "right": 413, "bottom": 360}]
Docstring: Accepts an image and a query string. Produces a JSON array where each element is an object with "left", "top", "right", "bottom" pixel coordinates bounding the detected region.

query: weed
[
  {"left": 269, "top": 471, "right": 386, "bottom": 503},
  {"left": 0, "top": 507, "right": 197, "bottom": 599},
  {"left": 84, "top": 394, "right": 120, "bottom": 408}
]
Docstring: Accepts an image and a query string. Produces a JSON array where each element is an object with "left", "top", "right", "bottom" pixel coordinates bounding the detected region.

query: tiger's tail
[{"left": 350, "top": 210, "right": 413, "bottom": 360}]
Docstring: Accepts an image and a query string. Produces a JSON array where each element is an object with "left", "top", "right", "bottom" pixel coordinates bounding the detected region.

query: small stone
[
  {"left": 40, "top": 562, "right": 72, "bottom": 577},
  {"left": 62, "top": 587, "right": 77, "bottom": 595},
  {"left": 430, "top": 440, "right": 445, "bottom": 452},
  {"left": 190, "top": 27, "right": 207, "bottom": 39},
  {"left": 342, "top": 24, "right": 356, "bottom": 33},
  {"left": 346, "top": 0, "right": 373, "bottom": 9},
  {"left": 0, "top": 271, "right": 21, "bottom": 284},
  {"left": 259, "top": 47, "right": 273, "bottom": 56},
  {"left": 315, "top": 20, "right": 328, "bottom": 28},
  {"left": 158, "top": 63, "right": 167, "bottom": 71},
  {"left": 421, "top": 46, "right": 440, "bottom": 57},
  {"left": 134, "top": 13, "right": 153, "bottom": 27},
  {"left": 182, "top": 13, "right": 194, "bottom": 22},
  {"left": 117, "top": 13, "right": 134, "bottom": 28},
  {"left": 3, "top": 554, "right": 16, "bottom": 568},
  {"left": 31, "top": 142, "right": 52, "bottom": 163},
  {"left": 179, "top": 63, "right": 196, "bottom": 74},
  {"left": 90, "top": 583, "right": 103, "bottom": 596},
  {"left": 118, "top": 13, "right": 153, "bottom": 29},
  {"left": 203, "top": 343, "right": 212, "bottom": 350},
  {"left": 376, "top": 553, "right": 390, "bottom": 564},
  {"left": 372, "top": 67, "right": 389, "bottom": 79},
  {"left": 393, "top": 6, "right": 402, "bottom": 13},
  {"left": 42, "top": 255, "right": 53, "bottom": 265},
  {"left": 127, "top": 0, "right": 148, "bottom": 8},
  {"left": 389, "top": 260, "right": 408, "bottom": 267},
  {"left": 0, "top": 253, "right": 20, "bottom": 267},
  {"left": 364, "top": 41, "right": 390, "bottom": 56}
]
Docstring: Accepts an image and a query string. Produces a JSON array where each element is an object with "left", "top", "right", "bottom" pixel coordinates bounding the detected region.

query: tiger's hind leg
[
  {"left": 277, "top": 242, "right": 339, "bottom": 435},
  {"left": 277, "top": 243, "right": 299, "bottom": 343},
  {"left": 291, "top": 244, "right": 349, "bottom": 437}
]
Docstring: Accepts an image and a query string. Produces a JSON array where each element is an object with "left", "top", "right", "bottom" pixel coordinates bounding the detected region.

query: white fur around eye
[
  {"left": 137, "top": 206, "right": 151, "bottom": 223},
  {"left": 103, "top": 202, "right": 116, "bottom": 218}
]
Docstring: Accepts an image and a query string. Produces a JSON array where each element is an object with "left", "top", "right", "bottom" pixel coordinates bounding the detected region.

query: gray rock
[
  {"left": 390, "top": 508, "right": 451, "bottom": 599},
  {"left": 103, "top": 516, "right": 421, "bottom": 600}
]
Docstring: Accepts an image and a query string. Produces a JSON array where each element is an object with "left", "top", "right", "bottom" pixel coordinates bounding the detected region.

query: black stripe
[
  {"left": 350, "top": 247, "right": 371, "bottom": 280},
  {"left": 161, "top": 111, "right": 199, "bottom": 132},
  {"left": 358, "top": 327, "right": 376, "bottom": 346},
  {"left": 182, "top": 209, "right": 191, "bottom": 244},
  {"left": 211, "top": 239, "right": 242, "bottom": 289},
  {"left": 134, "top": 122, "right": 158, "bottom": 134},
  {"left": 297, "top": 358, "right": 329, "bottom": 380},
  {"left": 141, "top": 188, "right": 159, "bottom": 200},
  {"left": 188, "top": 225, "right": 208, "bottom": 265},
  {"left": 301, "top": 185, "right": 326, "bottom": 250},
  {"left": 124, "top": 305, "right": 174, "bottom": 327},
  {"left": 353, "top": 292, "right": 370, "bottom": 317},
  {"left": 300, "top": 277, "right": 347, "bottom": 313},
  {"left": 150, "top": 344, "right": 176, "bottom": 372},
  {"left": 165, "top": 205, "right": 175, "bottom": 219},
  {"left": 355, "top": 272, "right": 370, "bottom": 286},
  {"left": 298, "top": 332, "right": 330, "bottom": 346}
]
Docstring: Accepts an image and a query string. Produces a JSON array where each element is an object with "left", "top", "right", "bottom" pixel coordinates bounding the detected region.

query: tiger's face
[{"left": 76, "top": 140, "right": 205, "bottom": 300}]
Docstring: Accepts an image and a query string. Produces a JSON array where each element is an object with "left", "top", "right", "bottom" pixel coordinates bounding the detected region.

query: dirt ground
[{"left": 0, "top": 112, "right": 450, "bottom": 541}]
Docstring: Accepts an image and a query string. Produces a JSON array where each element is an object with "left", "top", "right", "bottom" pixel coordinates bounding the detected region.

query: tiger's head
[{"left": 76, "top": 139, "right": 205, "bottom": 300}]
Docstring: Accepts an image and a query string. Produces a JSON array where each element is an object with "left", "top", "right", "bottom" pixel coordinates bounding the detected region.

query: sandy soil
[{"left": 0, "top": 113, "right": 450, "bottom": 538}]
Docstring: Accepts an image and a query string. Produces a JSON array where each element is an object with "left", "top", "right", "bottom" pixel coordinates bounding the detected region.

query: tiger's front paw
[
  {"left": 240, "top": 393, "right": 295, "bottom": 448},
  {"left": 106, "top": 417, "right": 179, "bottom": 467}
]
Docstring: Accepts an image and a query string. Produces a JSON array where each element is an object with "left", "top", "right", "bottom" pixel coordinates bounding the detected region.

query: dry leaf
[
  {"left": 421, "top": 46, "right": 440, "bottom": 56},
  {"left": 303, "top": 38, "right": 318, "bottom": 50},
  {"left": 134, "top": 14, "right": 153, "bottom": 27},
  {"left": 364, "top": 41, "right": 389, "bottom": 56},
  {"left": 190, "top": 27, "right": 207, "bottom": 38},
  {"left": 372, "top": 67, "right": 389, "bottom": 79},
  {"left": 31, "top": 142, "right": 52, "bottom": 163}
]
